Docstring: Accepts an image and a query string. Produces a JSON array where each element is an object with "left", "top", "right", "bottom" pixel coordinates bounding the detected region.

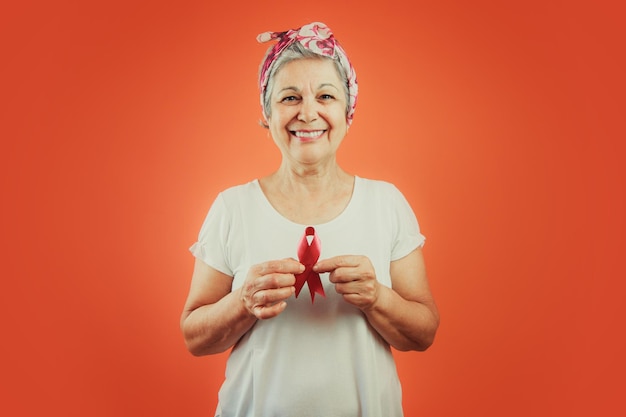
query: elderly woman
[{"left": 181, "top": 22, "right": 439, "bottom": 417}]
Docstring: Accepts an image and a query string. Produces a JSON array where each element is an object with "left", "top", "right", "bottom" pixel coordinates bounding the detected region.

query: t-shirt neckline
[{"left": 252, "top": 176, "right": 361, "bottom": 229}]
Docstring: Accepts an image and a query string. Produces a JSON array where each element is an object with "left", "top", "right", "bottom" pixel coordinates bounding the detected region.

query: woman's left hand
[{"left": 313, "top": 255, "right": 380, "bottom": 310}]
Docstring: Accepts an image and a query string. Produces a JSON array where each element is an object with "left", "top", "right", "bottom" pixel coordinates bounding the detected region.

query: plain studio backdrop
[{"left": 1, "top": 1, "right": 624, "bottom": 416}]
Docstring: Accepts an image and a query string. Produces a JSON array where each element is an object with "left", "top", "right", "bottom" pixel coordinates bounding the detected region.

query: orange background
[{"left": 1, "top": 1, "right": 625, "bottom": 416}]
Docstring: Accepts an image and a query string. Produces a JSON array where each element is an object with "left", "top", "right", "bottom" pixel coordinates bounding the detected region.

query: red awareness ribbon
[{"left": 294, "top": 226, "right": 325, "bottom": 302}]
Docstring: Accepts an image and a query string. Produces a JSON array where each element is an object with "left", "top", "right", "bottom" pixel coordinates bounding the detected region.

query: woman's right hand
[{"left": 239, "top": 258, "right": 304, "bottom": 319}]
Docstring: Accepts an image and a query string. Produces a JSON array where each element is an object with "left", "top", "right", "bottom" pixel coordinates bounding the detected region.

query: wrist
[
  {"left": 362, "top": 282, "right": 387, "bottom": 314},
  {"left": 236, "top": 286, "right": 256, "bottom": 319}
]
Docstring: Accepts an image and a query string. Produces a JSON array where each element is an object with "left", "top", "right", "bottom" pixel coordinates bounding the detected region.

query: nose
[{"left": 297, "top": 97, "right": 319, "bottom": 123}]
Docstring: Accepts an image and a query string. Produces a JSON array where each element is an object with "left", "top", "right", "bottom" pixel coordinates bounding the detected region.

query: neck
[
  {"left": 273, "top": 159, "right": 351, "bottom": 195},
  {"left": 259, "top": 159, "right": 355, "bottom": 225}
]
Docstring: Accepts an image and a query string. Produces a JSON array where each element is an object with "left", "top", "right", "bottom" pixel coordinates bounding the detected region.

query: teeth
[{"left": 293, "top": 130, "right": 324, "bottom": 138}]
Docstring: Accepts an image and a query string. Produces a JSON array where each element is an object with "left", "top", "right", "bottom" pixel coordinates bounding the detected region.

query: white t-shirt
[{"left": 190, "top": 176, "right": 425, "bottom": 417}]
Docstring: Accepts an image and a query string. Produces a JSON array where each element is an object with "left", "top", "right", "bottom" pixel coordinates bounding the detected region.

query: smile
[{"left": 291, "top": 130, "right": 325, "bottom": 139}]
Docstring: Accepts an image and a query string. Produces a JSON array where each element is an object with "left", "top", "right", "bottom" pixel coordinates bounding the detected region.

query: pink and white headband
[{"left": 256, "top": 22, "right": 358, "bottom": 126}]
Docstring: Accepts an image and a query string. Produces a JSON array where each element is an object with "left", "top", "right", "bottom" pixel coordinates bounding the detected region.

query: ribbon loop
[{"left": 294, "top": 226, "right": 325, "bottom": 302}]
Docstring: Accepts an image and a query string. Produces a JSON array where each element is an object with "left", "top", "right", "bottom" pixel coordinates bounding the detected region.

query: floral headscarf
[{"left": 257, "top": 22, "right": 358, "bottom": 126}]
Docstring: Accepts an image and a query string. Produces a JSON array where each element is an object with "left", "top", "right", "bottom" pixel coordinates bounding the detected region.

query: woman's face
[{"left": 267, "top": 58, "right": 348, "bottom": 167}]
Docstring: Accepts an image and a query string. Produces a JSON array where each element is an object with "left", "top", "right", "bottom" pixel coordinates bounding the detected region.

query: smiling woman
[
  {"left": 268, "top": 58, "right": 348, "bottom": 167},
  {"left": 180, "top": 21, "right": 439, "bottom": 417}
]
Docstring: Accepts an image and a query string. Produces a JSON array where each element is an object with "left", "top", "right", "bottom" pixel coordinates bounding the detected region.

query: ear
[{"left": 259, "top": 114, "right": 270, "bottom": 129}]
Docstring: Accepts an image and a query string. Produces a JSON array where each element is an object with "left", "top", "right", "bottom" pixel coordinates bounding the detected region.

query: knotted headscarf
[{"left": 256, "top": 22, "right": 358, "bottom": 126}]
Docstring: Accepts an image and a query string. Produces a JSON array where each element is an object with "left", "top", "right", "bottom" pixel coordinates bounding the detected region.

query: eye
[
  {"left": 280, "top": 95, "right": 300, "bottom": 103},
  {"left": 319, "top": 94, "right": 335, "bottom": 100}
]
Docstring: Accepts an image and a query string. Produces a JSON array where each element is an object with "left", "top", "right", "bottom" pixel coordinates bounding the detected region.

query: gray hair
[{"left": 259, "top": 42, "right": 350, "bottom": 127}]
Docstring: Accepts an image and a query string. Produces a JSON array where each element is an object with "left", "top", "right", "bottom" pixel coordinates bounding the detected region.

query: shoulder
[
  {"left": 217, "top": 179, "right": 261, "bottom": 204},
  {"left": 356, "top": 177, "right": 417, "bottom": 217},
  {"left": 356, "top": 176, "right": 403, "bottom": 197}
]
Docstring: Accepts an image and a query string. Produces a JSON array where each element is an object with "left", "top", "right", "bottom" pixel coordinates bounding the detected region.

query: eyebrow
[
  {"left": 277, "top": 83, "right": 340, "bottom": 94},
  {"left": 318, "top": 83, "right": 340, "bottom": 91}
]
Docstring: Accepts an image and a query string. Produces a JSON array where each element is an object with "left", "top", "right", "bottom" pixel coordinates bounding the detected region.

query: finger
[
  {"left": 253, "top": 259, "right": 305, "bottom": 276},
  {"left": 328, "top": 265, "right": 376, "bottom": 284},
  {"left": 328, "top": 269, "right": 355, "bottom": 284},
  {"left": 252, "top": 301, "right": 289, "bottom": 320},
  {"left": 333, "top": 283, "right": 378, "bottom": 310},
  {"left": 252, "top": 271, "right": 297, "bottom": 291},
  {"left": 251, "top": 286, "right": 295, "bottom": 306},
  {"left": 332, "top": 281, "right": 354, "bottom": 295},
  {"left": 313, "top": 255, "right": 360, "bottom": 273},
  {"left": 333, "top": 279, "right": 370, "bottom": 294},
  {"left": 340, "top": 293, "right": 375, "bottom": 310}
]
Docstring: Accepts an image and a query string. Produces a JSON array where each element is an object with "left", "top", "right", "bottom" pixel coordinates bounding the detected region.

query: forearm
[
  {"left": 181, "top": 288, "right": 257, "bottom": 356},
  {"left": 363, "top": 285, "right": 439, "bottom": 352}
]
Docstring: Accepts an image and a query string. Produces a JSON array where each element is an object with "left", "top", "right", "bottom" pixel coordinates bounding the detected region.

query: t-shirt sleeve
[
  {"left": 390, "top": 185, "right": 425, "bottom": 261},
  {"left": 189, "top": 193, "right": 233, "bottom": 276}
]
